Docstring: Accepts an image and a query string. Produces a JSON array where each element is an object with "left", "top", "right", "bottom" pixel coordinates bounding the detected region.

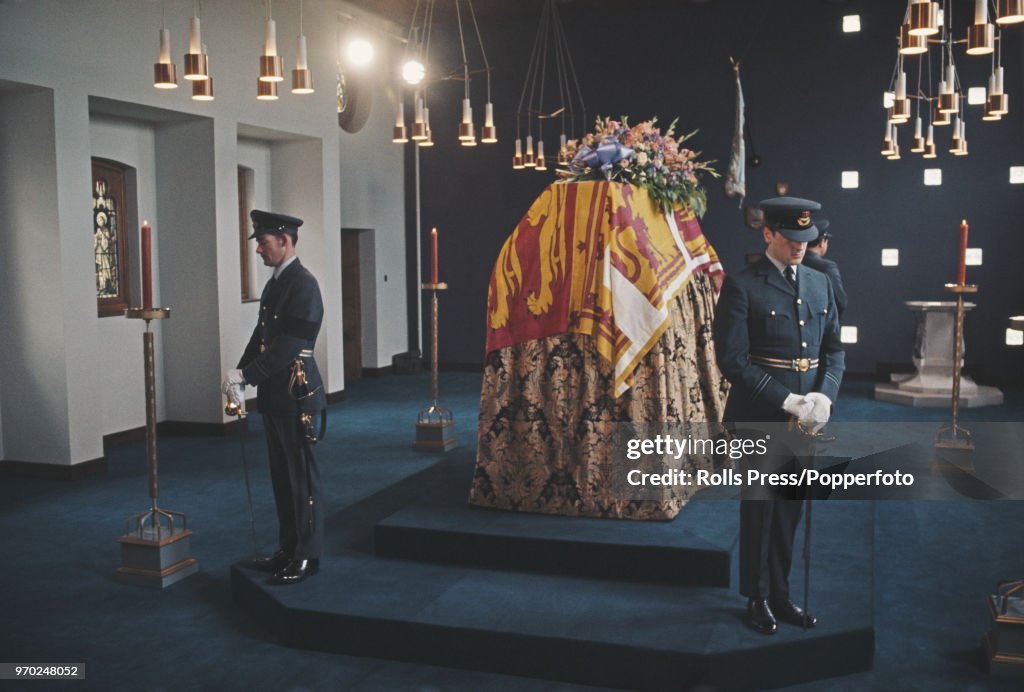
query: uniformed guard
[
  {"left": 223, "top": 209, "right": 327, "bottom": 585},
  {"left": 802, "top": 219, "right": 848, "bottom": 320},
  {"left": 713, "top": 196, "right": 845, "bottom": 634}
]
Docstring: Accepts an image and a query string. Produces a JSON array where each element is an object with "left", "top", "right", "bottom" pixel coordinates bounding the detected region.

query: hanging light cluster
[
  {"left": 393, "top": 0, "right": 496, "bottom": 149},
  {"left": 513, "top": 0, "right": 586, "bottom": 172},
  {"left": 882, "top": 0, "right": 1021, "bottom": 161},
  {"left": 152, "top": 0, "right": 316, "bottom": 103}
]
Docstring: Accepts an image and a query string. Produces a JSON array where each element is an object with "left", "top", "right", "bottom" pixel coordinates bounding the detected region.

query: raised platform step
[
  {"left": 375, "top": 500, "right": 736, "bottom": 588},
  {"left": 232, "top": 501, "right": 874, "bottom": 690}
]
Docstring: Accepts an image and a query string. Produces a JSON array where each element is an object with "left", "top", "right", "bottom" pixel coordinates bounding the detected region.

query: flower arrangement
[{"left": 561, "top": 116, "right": 718, "bottom": 217}]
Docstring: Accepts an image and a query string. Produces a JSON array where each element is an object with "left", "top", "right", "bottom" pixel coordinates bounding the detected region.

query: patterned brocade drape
[{"left": 470, "top": 272, "right": 729, "bottom": 520}]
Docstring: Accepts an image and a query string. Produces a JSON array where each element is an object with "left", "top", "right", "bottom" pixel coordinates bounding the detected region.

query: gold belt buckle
[{"left": 795, "top": 358, "right": 810, "bottom": 372}]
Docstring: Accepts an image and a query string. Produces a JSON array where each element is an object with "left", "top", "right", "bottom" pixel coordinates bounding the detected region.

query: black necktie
[{"left": 785, "top": 265, "right": 797, "bottom": 290}]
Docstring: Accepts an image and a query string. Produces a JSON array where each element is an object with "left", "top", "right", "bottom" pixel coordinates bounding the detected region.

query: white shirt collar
[
  {"left": 765, "top": 252, "right": 796, "bottom": 276},
  {"left": 273, "top": 255, "right": 298, "bottom": 279}
]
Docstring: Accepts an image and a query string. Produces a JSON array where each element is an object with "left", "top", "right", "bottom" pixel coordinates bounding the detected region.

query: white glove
[
  {"left": 804, "top": 392, "right": 832, "bottom": 432},
  {"left": 782, "top": 393, "right": 814, "bottom": 421},
  {"left": 222, "top": 369, "right": 245, "bottom": 394},
  {"left": 226, "top": 383, "right": 246, "bottom": 411}
]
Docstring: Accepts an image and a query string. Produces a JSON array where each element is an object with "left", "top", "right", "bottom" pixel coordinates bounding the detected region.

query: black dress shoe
[
  {"left": 270, "top": 559, "right": 320, "bottom": 585},
  {"left": 770, "top": 598, "right": 817, "bottom": 628},
  {"left": 251, "top": 549, "right": 291, "bottom": 572},
  {"left": 746, "top": 598, "right": 777, "bottom": 635}
]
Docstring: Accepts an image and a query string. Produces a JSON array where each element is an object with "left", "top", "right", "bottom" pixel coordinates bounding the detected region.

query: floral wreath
[{"left": 560, "top": 116, "right": 718, "bottom": 217}]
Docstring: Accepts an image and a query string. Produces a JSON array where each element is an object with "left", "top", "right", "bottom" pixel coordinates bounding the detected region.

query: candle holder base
[
  {"left": 115, "top": 506, "right": 198, "bottom": 588},
  {"left": 944, "top": 283, "right": 978, "bottom": 294},
  {"left": 413, "top": 405, "right": 457, "bottom": 452},
  {"left": 421, "top": 282, "right": 448, "bottom": 291},
  {"left": 935, "top": 422, "right": 975, "bottom": 451}
]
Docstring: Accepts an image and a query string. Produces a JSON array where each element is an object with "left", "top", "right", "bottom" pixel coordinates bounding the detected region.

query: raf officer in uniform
[
  {"left": 802, "top": 219, "right": 848, "bottom": 320},
  {"left": 713, "top": 197, "right": 845, "bottom": 634},
  {"left": 223, "top": 210, "right": 327, "bottom": 585}
]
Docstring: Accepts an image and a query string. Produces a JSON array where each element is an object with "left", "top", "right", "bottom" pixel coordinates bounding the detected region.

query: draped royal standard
[{"left": 486, "top": 180, "right": 724, "bottom": 396}]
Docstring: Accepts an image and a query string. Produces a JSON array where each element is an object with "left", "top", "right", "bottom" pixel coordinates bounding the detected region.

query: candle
[
  {"left": 431, "top": 227, "right": 438, "bottom": 284},
  {"left": 142, "top": 220, "right": 153, "bottom": 310},
  {"left": 957, "top": 218, "right": 968, "bottom": 286}
]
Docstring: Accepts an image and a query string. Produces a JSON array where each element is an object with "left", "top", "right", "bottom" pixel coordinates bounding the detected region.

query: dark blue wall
[{"left": 405, "top": 0, "right": 1024, "bottom": 381}]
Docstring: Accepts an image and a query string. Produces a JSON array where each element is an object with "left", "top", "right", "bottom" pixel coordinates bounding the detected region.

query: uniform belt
[
  {"left": 298, "top": 349, "right": 314, "bottom": 358},
  {"left": 750, "top": 355, "right": 819, "bottom": 372}
]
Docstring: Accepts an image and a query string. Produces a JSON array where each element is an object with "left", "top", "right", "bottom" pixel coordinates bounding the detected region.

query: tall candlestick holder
[
  {"left": 413, "top": 282, "right": 457, "bottom": 452},
  {"left": 115, "top": 306, "right": 198, "bottom": 587},
  {"left": 935, "top": 282, "right": 978, "bottom": 452}
]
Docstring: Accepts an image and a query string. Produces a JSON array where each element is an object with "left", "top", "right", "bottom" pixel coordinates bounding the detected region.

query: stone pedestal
[{"left": 875, "top": 301, "right": 1003, "bottom": 407}]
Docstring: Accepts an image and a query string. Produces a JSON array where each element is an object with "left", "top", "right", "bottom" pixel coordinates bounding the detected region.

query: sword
[
  {"left": 803, "top": 482, "right": 812, "bottom": 632},
  {"left": 226, "top": 396, "right": 259, "bottom": 553}
]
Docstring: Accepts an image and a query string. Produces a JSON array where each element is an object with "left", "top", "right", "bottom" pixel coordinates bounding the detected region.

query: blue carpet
[{"left": 0, "top": 372, "right": 1021, "bottom": 690}]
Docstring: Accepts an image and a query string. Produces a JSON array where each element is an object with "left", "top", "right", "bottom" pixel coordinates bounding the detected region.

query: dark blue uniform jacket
[
  {"left": 238, "top": 259, "right": 327, "bottom": 417},
  {"left": 801, "top": 251, "right": 848, "bottom": 320},
  {"left": 714, "top": 256, "right": 845, "bottom": 423}
]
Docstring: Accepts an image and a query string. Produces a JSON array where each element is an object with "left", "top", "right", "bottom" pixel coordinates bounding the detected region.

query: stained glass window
[{"left": 92, "top": 159, "right": 131, "bottom": 316}]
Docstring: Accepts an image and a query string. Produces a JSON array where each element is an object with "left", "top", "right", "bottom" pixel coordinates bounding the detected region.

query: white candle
[{"left": 975, "top": 0, "right": 987, "bottom": 25}]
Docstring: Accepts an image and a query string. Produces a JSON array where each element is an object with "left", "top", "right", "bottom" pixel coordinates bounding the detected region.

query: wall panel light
[
  {"left": 968, "top": 87, "right": 987, "bottom": 105},
  {"left": 1010, "top": 166, "right": 1024, "bottom": 183},
  {"left": 843, "top": 15, "right": 861, "bottom": 33},
  {"left": 840, "top": 326, "right": 859, "bottom": 344},
  {"left": 881, "top": 249, "right": 900, "bottom": 266},
  {"left": 924, "top": 168, "right": 942, "bottom": 186},
  {"left": 965, "top": 248, "right": 983, "bottom": 266},
  {"left": 1006, "top": 328, "right": 1024, "bottom": 346},
  {"left": 841, "top": 171, "right": 859, "bottom": 188}
]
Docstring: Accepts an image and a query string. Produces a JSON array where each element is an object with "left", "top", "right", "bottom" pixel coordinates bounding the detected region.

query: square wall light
[
  {"left": 841, "top": 171, "right": 859, "bottom": 188},
  {"left": 881, "top": 249, "right": 900, "bottom": 266},
  {"left": 965, "top": 248, "right": 983, "bottom": 266},
  {"left": 924, "top": 169, "right": 942, "bottom": 186},
  {"left": 843, "top": 15, "right": 861, "bottom": 32},
  {"left": 1010, "top": 166, "right": 1024, "bottom": 184},
  {"left": 840, "top": 326, "right": 858, "bottom": 343},
  {"left": 1007, "top": 329, "right": 1024, "bottom": 347},
  {"left": 967, "top": 87, "right": 987, "bottom": 105}
]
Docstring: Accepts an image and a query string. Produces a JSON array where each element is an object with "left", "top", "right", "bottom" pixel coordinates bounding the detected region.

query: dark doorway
[{"left": 341, "top": 229, "right": 365, "bottom": 384}]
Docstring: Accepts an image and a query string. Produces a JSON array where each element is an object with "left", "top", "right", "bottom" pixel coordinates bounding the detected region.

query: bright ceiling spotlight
[
  {"left": 346, "top": 38, "right": 374, "bottom": 67},
  {"left": 402, "top": 59, "right": 425, "bottom": 85}
]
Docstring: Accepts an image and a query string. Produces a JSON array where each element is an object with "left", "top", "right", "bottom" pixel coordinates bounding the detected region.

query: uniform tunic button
[
  {"left": 801, "top": 341, "right": 807, "bottom": 348},
  {"left": 799, "top": 320, "right": 805, "bottom": 326},
  {"left": 771, "top": 309, "right": 776, "bottom": 315},
  {"left": 796, "top": 298, "right": 803, "bottom": 305}
]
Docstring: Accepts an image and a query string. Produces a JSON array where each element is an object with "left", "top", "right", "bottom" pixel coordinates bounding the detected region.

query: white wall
[
  {"left": 0, "top": 0, "right": 407, "bottom": 464},
  {"left": 338, "top": 80, "right": 409, "bottom": 368},
  {"left": 89, "top": 115, "right": 166, "bottom": 435},
  {"left": 0, "top": 86, "right": 73, "bottom": 464},
  {"left": 235, "top": 138, "right": 274, "bottom": 359}
]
